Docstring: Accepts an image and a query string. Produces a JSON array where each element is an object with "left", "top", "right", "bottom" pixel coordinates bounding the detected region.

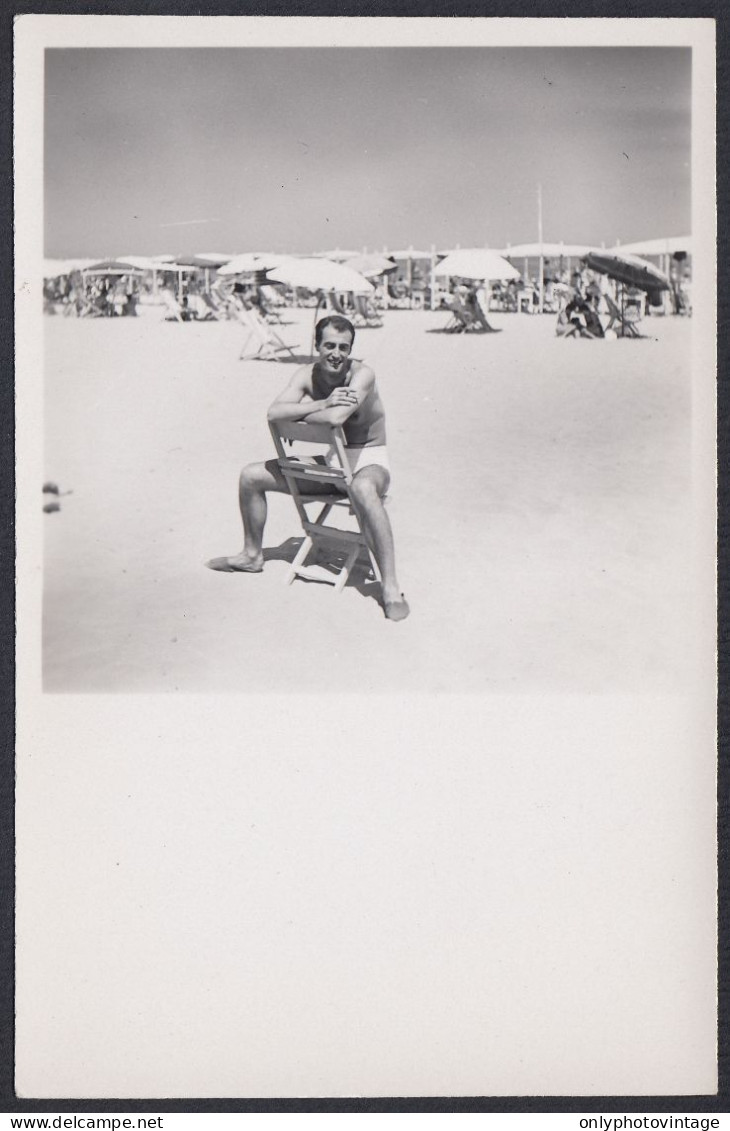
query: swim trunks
[{"left": 342, "top": 444, "right": 390, "bottom": 477}]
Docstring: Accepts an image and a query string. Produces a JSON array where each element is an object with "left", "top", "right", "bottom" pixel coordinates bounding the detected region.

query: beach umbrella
[
  {"left": 265, "top": 257, "right": 374, "bottom": 294},
  {"left": 196, "top": 251, "right": 239, "bottom": 264},
  {"left": 502, "top": 242, "right": 593, "bottom": 259},
  {"left": 165, "top": 255, "right": 229, "bottom": 270},
  {"left": 218, "top": 253, "right": 286, "bottom": 276},
  {"left": 616, "top": 236, "right": 692, "bottom": 257},
  {"left": 114, "top": 255, "right": 178, "bottom": 296},
  {"left": 345, "top": 253, "right": 398, "bottom": 278},
  {"left": 315, "top": 248, "right": 360, "bottom": 262},
  {"left": 433, "top": 249, "right": 520, "bottom": 281},
  {"left": 82, "top": 259, "right": 144, "bottom": 275},
  {"left": 264, "top": 256, "right": 375, "bottom": 359},
  {"left": 582, "top": 249, "right": 669, "bottom": 293}
]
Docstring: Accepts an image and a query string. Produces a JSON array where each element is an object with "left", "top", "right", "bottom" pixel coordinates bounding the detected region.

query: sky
[{"left": 44, "top": 47, "right": 691, "bottom": 259}]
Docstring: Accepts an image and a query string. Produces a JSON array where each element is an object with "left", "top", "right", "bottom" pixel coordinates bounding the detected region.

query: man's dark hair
[{"left": 315, "top": 315, "right": 355, "bottom": 348}]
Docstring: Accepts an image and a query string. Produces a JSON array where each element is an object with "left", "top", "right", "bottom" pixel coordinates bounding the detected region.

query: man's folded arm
[
  {"left": 304, "top": 366, "right": 375, "bottom": 427},
  {"left": 303, "top": 403, "right": 357, "bottom": 427},
  {"left": 267, "top": 398, "right": 327, "bottom": 423},
  {"left": 266, "top": 368, "right": 323, "bottom": 422}
]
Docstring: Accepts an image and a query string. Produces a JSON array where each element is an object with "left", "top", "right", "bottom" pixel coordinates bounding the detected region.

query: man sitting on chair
[{"left": 207, "top": 315, "right": 409, "bottom": 621}]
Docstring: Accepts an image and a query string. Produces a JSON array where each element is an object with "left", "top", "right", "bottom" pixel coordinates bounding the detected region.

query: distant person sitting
[
  {"left": 442, "top": 283, "right": 477, "bottom": 332},
  {"left": 465, "top": 283, "right": 500, "bottom": 332},
  {"left": 583, "top": 290, "right": 605, "bottom": 337},
  {"left": 557, "top": 289, "right": 603, "bottom": 339}
]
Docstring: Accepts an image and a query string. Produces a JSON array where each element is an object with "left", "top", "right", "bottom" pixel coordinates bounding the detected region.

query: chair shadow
[
  {"left": 241, "top": 352, "right": 314, "bottom": 365},
  {"left": 426, "top": 326, "right": 501, "bottom": 335},
  {"left": 263, "top": 537, "right": 383, "bottom": 606}
]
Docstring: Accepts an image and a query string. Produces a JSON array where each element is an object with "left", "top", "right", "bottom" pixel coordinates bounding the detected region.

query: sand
[{"left": 42, "top": 306, "right": 697, "bottom": 693}]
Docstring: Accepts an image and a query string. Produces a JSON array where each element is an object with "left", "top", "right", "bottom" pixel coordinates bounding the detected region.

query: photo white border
[{"left": 14, "top": 16, "right": 718, "bottom": 1100}]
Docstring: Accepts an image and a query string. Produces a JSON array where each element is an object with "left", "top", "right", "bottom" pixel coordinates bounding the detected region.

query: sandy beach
[{"left": 42, "top": 307, "right": 696, "bottom": 694}]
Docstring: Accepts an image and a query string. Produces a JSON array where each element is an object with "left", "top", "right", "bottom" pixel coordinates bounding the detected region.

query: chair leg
[
  {"left": 273, "top": 331, "right": 298, "bottom": 360},
  {"left": 366, "top": 547, "right": 381, "bottom": 582},
  {"left": 287, "top": 536, "right": 313, "bottom": 584},
  {"left": 333, "top": 546, "right": 361, "bottom": 594},
  {"left": 239, "top": 329, "right": 255, "bottom": 359}
]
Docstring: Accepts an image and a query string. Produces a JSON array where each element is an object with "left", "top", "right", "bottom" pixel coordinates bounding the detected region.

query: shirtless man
[{"left": 207, "top": 315, "right": 409, "bottom": 621}]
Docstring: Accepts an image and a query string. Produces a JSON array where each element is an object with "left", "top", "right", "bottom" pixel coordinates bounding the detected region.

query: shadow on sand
[
  {"left": 425, "top": 326, "right": 502, "bottom": 335},
  {"left": 263, "top": 536, "right": 383, "bottom": 607},
  {"left": 242, "top": 352, "right": 314, "bottom": 366}
]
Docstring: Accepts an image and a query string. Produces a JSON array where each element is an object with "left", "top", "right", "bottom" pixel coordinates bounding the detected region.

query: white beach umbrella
[
  {"left": 218, "top": 252, "right": 286, "bottom": 276},
  {"left": 265, "top": 257, "right": 374, "bottom": 293},
  {"left": 433, "top": 249, "right": 520, "bottom": 281},
  {"left": 616, "top": 235, "right": 692, "bottom": 257},
  {"left": 115, "top": 255, "right": 168, "bottom": 271},
  {"left": 195, "top": 251, "right": 239, "bottom": 263},
  {"left": 315, "top": 248, "right": 360, "bottom": 262},
  {"left": 345, "top": 253, "right": 398, "bottom": 278},
  {"left": 502, "top": 242, "right": 594, "bottom": 259}
]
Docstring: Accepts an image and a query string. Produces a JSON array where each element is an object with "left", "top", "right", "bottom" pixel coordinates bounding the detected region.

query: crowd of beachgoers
[{"left": 42, "top": 244, "right": 693, "bottom": 346}]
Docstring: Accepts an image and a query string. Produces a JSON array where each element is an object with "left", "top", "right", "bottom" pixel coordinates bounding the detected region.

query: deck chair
[
  {"left": 258, "top": 286, "right": 285, "bottom": 323},
  {"left": 269, "top": 420, "right": 379, "bottom": 593},
  {"left": 160, "top": 289, "right": 190, "bottom": 323},
  {"left": 327, "top": 290, "right": 350, "bottom": 317},
  {"left": 194, "top": 291, "right": 227, "bottom": 320},
  {"left": 353, "top": 293, "right": 383, "bottom": 328},
  {"left": 237, "top": 305, "right": 298, "bottom": 361},
  {"left": 604, "top": 293, "right": 644, "bottom": 339},
  {"left": 76, "top": 293, "right": 105, "bottom": 318},
  {"left": 442, "top": 300, "right": 479, "bottom": 333}
]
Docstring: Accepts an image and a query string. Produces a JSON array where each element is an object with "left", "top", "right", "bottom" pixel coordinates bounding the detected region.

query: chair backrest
[
  {"left": 269, "top": 420, "right": 353, "bottom": 489},
  {"left": 269, "top": 420, "right": 380, "bottom": 590},
  {"left": 238, "top": 303, "right": 275, "bottom": 346},
  {"left": 200, "top": 292, "right": 222, "bottom": 315}
]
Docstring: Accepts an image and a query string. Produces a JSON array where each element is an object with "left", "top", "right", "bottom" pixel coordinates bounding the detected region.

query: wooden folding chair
[
  {"left": 604, "top": 293, "right": 645, "bottom": 339},
  {"left": 441, "top": 300, "right": 478, "bottom": 333},
  {"left": 237, "top": 305, "right": 298, "bottom": 361},
  {"left": 269, "top": 420, "right": 379, "bottom": 593},
  {"left": 353, "top": 293, "right": 383, "bottom": 328},
  {"left": 160, "top": 289, "right": 191, "bottom": 322}
]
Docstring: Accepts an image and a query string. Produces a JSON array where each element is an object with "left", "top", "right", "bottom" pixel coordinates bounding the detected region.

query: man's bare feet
[
  {"left": 205, "top": 553, "right": 264, "bottom": 573},
  {"left": 383, "top": 593, "right": 410, "bottom": 622}
]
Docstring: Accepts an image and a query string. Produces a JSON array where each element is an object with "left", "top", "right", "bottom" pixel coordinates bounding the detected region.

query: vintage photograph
[
  {"left": 38, "top": 35, "right": 701, "bottom": 694},
  {"left": 14, "top": 16, "right": 717, "bottom": 1100}
]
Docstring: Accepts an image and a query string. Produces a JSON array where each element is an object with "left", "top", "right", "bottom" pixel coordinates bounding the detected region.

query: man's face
[{"left": 316, "top": 328, "right": 354, "bottom": 378}]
